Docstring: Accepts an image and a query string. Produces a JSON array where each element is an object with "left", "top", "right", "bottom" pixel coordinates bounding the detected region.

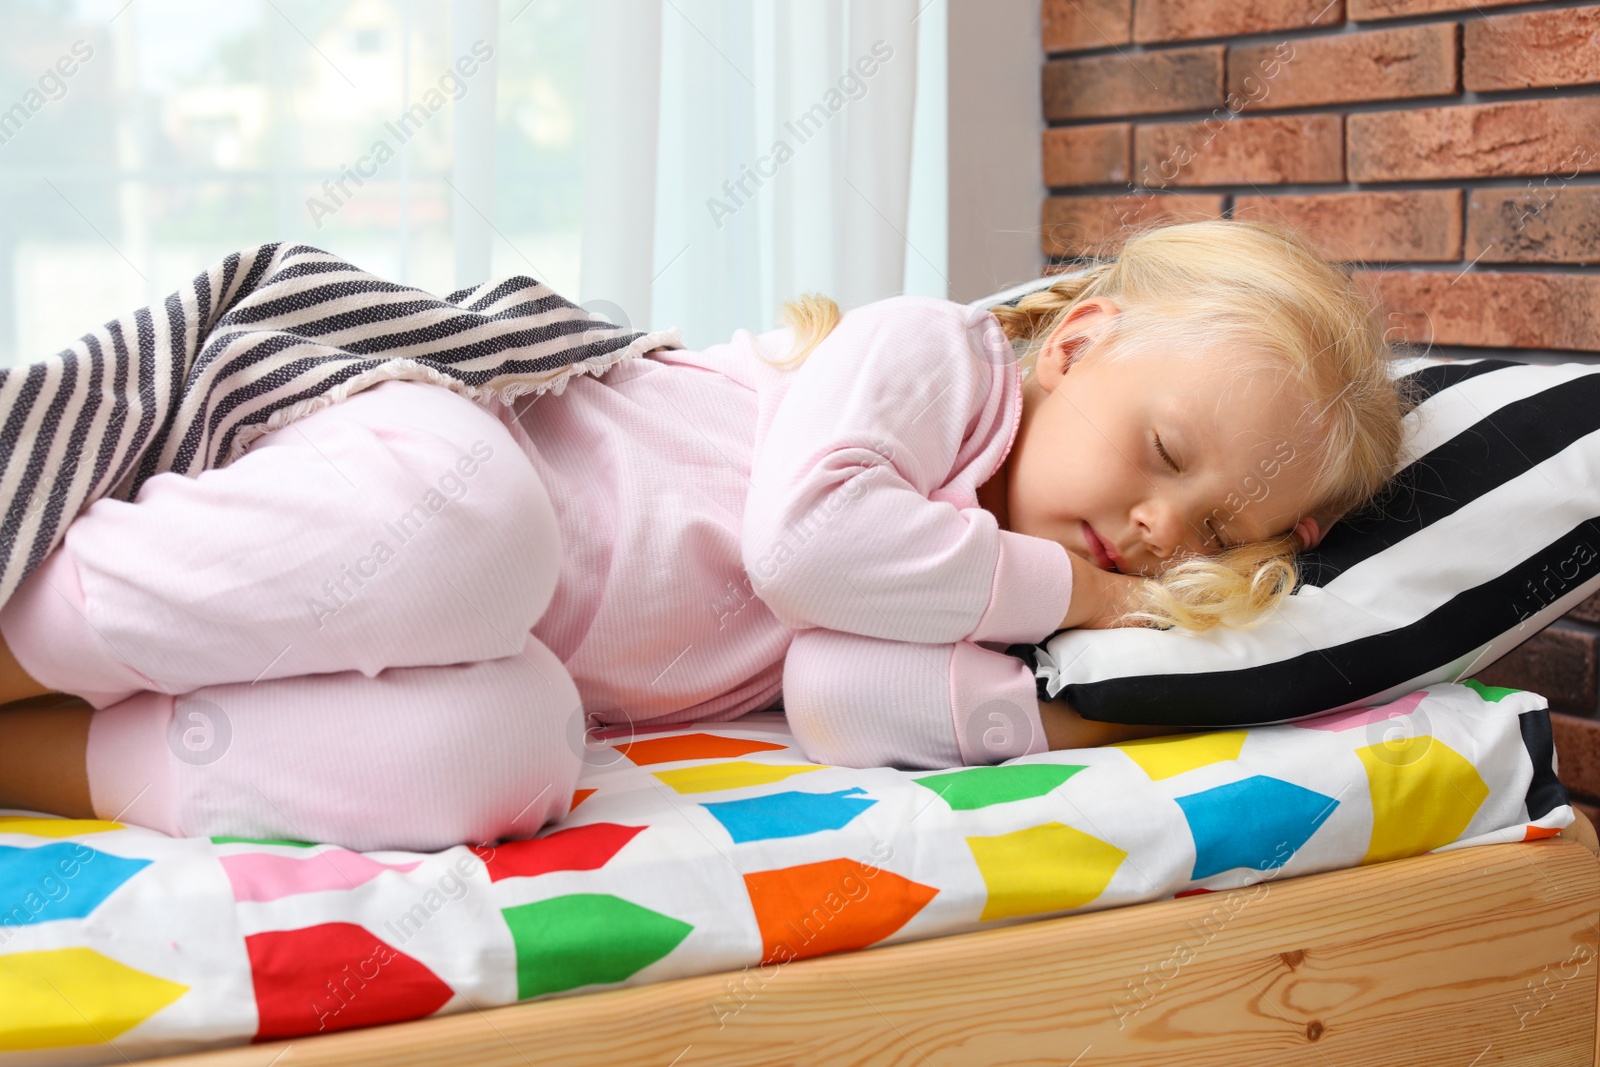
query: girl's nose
[{"left": 1132, "top": 497, "right": 1206, "bottom": 560}]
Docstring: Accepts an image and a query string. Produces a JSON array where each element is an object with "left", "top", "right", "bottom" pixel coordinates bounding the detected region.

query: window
[{"left": 0, "top": 0, "right": 586, "bottom": 366}]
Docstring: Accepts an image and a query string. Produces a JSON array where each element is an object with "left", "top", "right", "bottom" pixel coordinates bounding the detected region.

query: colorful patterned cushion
[{"left": 0, "top": 682, "right": 1569, "bottom": 1058}]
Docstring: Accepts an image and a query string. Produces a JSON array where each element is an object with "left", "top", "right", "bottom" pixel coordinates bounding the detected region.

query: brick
[
  {"left": 1465, "top": 6, "right": 1600, "bottom": 91},
  {"left": 1042, "top": 194, "right": 1225, "bottom": 258},
  {"left": 1227, "top": 24, "right": 1456, "bottom": 111},
  {"left": 1044, "top": 124, "right": 1132, "bottom": 187},
  {"left": 1134, "top": 114, "right": 1343, "bottom": 186},
  {"left": 1348, "top": 99, "right": 1600, "bottom": 182},
  {"left": 1573, "top": 796, "right": 1600, "bottom": 831},
  {"left": 1233, "top": 190, "right": 1463, "bottom": 262},
  {"left": 1467, "top": 186, "right": 1600, "bottom": 266},
  {"left": 1351, "top": 0, "right": 1523, "bottom": 20},
  {"left": 1553, "top": 712, "right": 1600, "bottom": 799},
  {"left": 1476, "top": 626, "right": 1598, "bottom": 714},
  {"left": 1043, "top": 48, "right": 1223, "bottom": 121},
  {"left": 1133, "top": 0, "right": 1342, "bottom": 43},
  {"left": 1569, "top": 592, "right": 1600, "bottom": 627},
  {"left": 1356, "top": 270, "right": 1600, "bottom": 351},
  {"left": 1041, "top": 0, "right": 1130, "bottom": 53}
]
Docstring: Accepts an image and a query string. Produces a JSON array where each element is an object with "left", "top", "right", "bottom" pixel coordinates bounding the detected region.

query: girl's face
[{"left": 998, "top": 298, "right": 1324, "bottom": 577}]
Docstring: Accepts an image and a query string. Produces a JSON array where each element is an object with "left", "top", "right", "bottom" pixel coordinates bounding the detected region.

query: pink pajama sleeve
[
  {"left": 781, "top": 627, "right": 1048, "bottom": 769},
  {"left": 741, "top": 296, "right": 1073, "bottom": 647}
]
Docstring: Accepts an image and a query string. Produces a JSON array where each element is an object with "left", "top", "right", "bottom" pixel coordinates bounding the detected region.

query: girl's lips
[
  {"left": 1082, "top": 522, "right": 1122, "bottom": 573},
  {"left": 1104, "top": 538, "right": 1129, "bottom": 572}
]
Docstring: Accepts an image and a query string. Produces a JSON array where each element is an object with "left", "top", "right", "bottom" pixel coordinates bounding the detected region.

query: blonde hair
[
  {"left": 765, "top": 293, "right": 843, "bottom": 369},
  {"left": 766, "top": 217, "right": 1408, "bottom": 633}
]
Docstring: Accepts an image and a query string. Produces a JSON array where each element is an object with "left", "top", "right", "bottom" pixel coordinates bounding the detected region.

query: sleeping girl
[{"left": 0, "top": 217, "right": 1406, "bottom": 853}]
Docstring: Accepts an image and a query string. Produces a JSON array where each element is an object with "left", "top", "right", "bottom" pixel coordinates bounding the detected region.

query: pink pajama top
[{"left": 488, "top": 294, "right": 1074, "bottom": 767}]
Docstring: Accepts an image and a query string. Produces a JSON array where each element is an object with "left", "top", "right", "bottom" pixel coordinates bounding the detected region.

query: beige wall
[{"left": 947, "top": 0, "right": 1044, "bottom": 302}]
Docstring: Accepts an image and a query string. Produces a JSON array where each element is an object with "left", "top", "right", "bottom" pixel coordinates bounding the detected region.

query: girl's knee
[
  {"left": 51, "top": 379, "right": 567, "bottom": 695},
  {"left": 326, "top": 640, "right": 586, "bottom": 849},
  {"left": 424, "top": 638, "right": 586, "bottom": 844},
  {"left": 318, "top": 381, "right": 565, "bottom": 664}
]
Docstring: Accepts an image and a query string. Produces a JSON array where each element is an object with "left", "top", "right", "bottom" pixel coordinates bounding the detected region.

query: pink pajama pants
[{"left": 0, "top": 380, "right": 584, "bottom": 853}]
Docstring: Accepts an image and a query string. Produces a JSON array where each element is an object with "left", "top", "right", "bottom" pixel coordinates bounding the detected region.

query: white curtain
[
  {"left": 579, "top": 0, "right": 930, "bottom": 349},
  {"left": 0, "top": 0, "right": 944, "bottom": 366},
  {"left": 450, "top": 0, "right": 500, "bottom": 289}
]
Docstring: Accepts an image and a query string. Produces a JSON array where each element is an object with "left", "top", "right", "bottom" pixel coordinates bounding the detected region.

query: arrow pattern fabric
[{"left": 0, "top": 681, "right": 1570, "bottom": 1062}]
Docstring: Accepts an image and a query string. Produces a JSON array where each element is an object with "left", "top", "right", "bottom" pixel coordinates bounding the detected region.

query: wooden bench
[{"left": 148, "top": 809, "right": 1600, "bottom": 1067}]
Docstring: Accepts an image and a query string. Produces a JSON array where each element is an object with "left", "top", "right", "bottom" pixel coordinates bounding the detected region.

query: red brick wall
[{"left": 1039, "top": 0, "right": 1600, "bottom": 817}]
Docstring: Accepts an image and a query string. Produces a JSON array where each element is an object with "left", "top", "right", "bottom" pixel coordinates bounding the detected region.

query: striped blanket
[{"left": 0, "top": 243, "right": 684, "bottom": 610}]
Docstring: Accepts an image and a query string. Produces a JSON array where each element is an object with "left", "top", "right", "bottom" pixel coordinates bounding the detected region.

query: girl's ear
[
  {"left": 1036, "top": 297, "right": 1120, "bottom": 391},
  {"left": 1294, "top": 511, "right": 1340, "bottom": 551}
]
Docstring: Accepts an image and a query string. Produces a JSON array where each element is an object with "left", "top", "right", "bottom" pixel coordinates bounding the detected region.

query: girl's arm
[
  {"left": 782, "top": 627, "right": 1045, "bottom": 768},
  {"left": 1040, "top": 563, "right": 1199, "bottom": 747},
  {"left": 745, "top": 296, "right": 1073, "bottom": 650},
  {"left": 1036, "top": 697, "right": 1194, "bottom": 749},
  {"left": 780, "top": 624, "right": 1190, "bottom": 770}
]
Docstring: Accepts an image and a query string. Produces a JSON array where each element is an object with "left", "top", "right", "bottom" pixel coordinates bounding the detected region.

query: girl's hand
[{"left": 1060, "top": 551, "right": 1153, "bottom": 630}]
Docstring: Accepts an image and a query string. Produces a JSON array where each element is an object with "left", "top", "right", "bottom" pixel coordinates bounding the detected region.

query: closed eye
[
  {"left": 1154, "top": 432, "right": 1227, "bottom": 549},
  {"left": 1153, "top": 433, "right": 1181, "bottom": 474}
]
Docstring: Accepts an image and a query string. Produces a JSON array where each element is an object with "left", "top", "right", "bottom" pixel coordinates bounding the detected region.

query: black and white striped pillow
[{"left": 970, "top": 281, "right": 1600, "bottom": 727}]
